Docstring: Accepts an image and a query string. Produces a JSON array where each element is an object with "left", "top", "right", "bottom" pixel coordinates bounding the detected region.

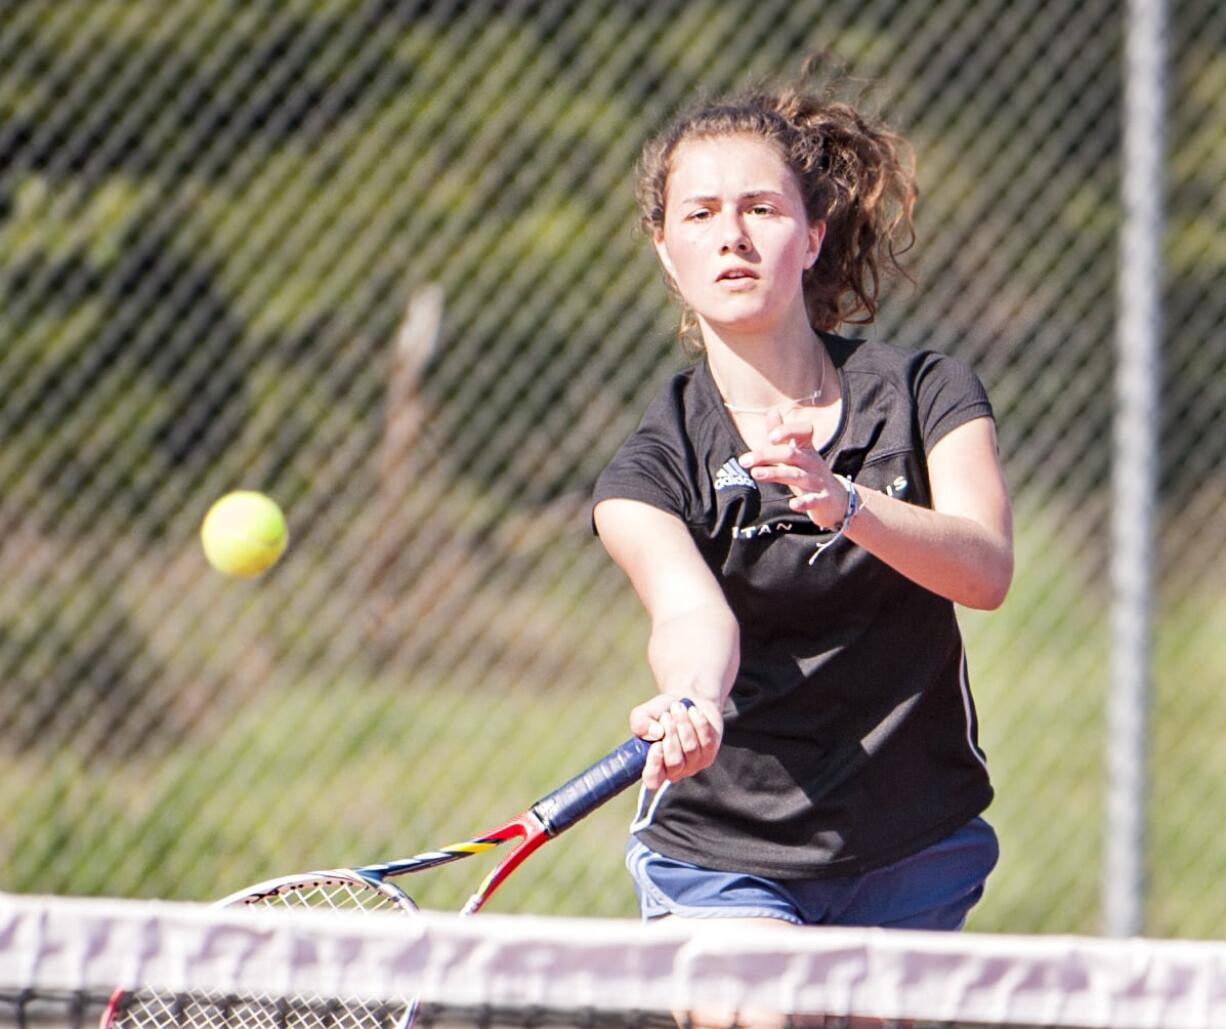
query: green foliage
[
  {"left": 10, "top": 0, "right": 1206, "bottom": 514},
  {"left": 0, "top": 173, "right": 249, "bottom": 533},
  {"left": 0, "top": 567, "right": 175, "bottom": 761}
]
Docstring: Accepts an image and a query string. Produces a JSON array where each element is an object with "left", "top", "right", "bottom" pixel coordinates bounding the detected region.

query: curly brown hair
[{"left": 637, "top": 64, "right": 918, "bottom": 343}]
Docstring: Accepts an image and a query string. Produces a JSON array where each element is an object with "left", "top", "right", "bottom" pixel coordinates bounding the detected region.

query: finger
[
  {"left": 749, "top": 463, "right": 810, "bottom": 486},
  {"left": 789, "top": 490, "right": 845, "bottom": 528},
  {"left": 687, "top": 704, "right": 719, "bottom": 754},
  {"left": 768, "top": 421, "right": 817, "bottom": 447},
  {"left": 764, "top": 409, "right": 784, "bottom": 434},
  {"left": 659, "top": 709, "right": 683, "bottom": 771},
  {"left": 642, "top": 741, "right": 666, "bottom": 791},
  {"left": 747, "top": 441, "right": 820, "bottom": 467},
  {"left": 663, "top": 719, "right": 701, "bottom": 783},
  {"left": 669, "top": 700, "right": 699, "bottom": 757},
  {"left": 631, "top": 694, "right": 675, "bottom": 740},
  {"left": 789, "top": 492, "right": 826, "bottom": 511},
  {"left": 630, "top": 706, "right": 665, "bottom": 741}
]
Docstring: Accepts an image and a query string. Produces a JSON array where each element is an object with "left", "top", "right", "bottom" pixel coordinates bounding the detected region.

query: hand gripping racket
[
  {"left": 102, "top": 726, "right": 661, "bottom": 1029},
  {"left": 220, "top": 728, "right": 653, "bottom": 915}
]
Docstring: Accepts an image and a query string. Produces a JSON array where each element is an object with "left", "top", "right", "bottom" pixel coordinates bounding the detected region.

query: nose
[{"left": 718, "top": 212, "right": 751, "bottom": 254}]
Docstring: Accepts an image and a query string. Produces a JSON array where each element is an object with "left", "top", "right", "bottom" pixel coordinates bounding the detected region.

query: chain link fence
[{"left": 1, "top": 0, "right": 1223, "bottom": 937}]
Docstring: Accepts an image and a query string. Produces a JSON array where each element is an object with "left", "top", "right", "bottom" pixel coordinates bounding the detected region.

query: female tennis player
[{"left": 594, "top": 66, "right": 1013, "bottom": 933}]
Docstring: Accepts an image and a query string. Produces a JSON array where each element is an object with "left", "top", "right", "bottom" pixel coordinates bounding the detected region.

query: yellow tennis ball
[{"left": 200, "top": 491, "right": 289, "bottom": 578}]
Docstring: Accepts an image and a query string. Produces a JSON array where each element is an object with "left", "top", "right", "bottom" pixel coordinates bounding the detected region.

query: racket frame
[{"left": 215, "top": 869, "right": 418, "bottom": 911}]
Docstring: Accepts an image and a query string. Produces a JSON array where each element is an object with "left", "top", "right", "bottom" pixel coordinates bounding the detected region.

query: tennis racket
[{"left": 101, "top": 727, "right": 657, "bottom": 1029}]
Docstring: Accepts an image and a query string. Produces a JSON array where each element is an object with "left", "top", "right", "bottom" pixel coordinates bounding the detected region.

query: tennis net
[{"left": 5, "top": 892, "right": 1226, "bottom": 1029}]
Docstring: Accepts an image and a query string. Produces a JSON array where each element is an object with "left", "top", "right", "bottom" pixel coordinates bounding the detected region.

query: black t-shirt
[{"left": 593, "top": 333, "right": 995, "bottom": 878}]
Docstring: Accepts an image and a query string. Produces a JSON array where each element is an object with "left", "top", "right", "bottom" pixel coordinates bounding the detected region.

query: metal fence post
[{"left": 1107, "top": 0, "right": 1167, "bottom": 939}]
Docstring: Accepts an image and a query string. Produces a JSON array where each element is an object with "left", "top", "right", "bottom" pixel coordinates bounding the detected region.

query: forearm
[
  {"left": 593, "top": 497, "right": 734, "bottom": 786},
  {"left": 647, "top": 602, "right": 740, "bottom": 707},
  {"left": 745, "top": 417, "right": 1013, "bottom": 609},
  {"left": 844, "top": 486, "right": 1013, "bottom": 609}
]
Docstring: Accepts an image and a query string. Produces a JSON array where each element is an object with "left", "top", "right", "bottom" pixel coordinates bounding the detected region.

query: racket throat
[{"left": 460, "top": 828, "right": 548, "bottom": 915}]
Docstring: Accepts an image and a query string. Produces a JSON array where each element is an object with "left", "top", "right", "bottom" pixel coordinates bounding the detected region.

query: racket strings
[
  {"left": 251, "top": 879, "right": 402, "bottom": 914},
  {"left": 106, "top": 879, "right": 417, "bottom": 1029}
]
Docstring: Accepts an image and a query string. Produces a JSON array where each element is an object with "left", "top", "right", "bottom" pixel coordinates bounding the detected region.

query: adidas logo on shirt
[{"left": 713, "top": 458, "right": 757, "bottom": 492}]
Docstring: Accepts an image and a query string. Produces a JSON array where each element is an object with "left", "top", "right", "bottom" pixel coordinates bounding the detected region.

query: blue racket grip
[{"left": 531, "top": 700, "right": 693, "bottom": 836}]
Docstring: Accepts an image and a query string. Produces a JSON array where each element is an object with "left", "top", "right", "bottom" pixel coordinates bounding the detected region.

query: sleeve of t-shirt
[
  {"left": 592, "top": 436, "right": 691, "bottom": 525},
  {"left": 913, "top": 351, "right": 996, "bottom": 453},
  {"left": 591, "top": 379, "right": 695, "bottom": 528}
]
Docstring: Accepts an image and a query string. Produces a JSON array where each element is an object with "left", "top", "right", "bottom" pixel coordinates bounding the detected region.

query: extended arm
[{"left": 594, "top": 498, "right": 737, "bottom": 789}]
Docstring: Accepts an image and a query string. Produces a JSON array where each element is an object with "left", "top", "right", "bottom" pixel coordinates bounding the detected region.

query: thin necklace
[{"left": 722, "top": 351, "right": 827, "bottom": 416}]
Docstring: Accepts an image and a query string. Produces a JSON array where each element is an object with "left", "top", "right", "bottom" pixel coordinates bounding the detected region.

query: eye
[
  {"left": 685, "top": 207, "right": 714, "bottom": 222},
  {"left": 748, "top": 203, "right": 776, "bottom": 216}
]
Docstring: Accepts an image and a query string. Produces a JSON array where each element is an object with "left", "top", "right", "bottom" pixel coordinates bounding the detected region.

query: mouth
[{"left": 716, "top": 267, "right": 759, "bottom": 283}]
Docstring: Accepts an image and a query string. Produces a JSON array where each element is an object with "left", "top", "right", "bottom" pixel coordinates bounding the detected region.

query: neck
[{"left": 700, "top": 313, "right": 828, "bottom": 412}]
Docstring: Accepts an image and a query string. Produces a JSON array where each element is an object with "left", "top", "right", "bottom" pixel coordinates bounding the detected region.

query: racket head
[
  {"left": 216, "top": 868, "right": 419, "bottom": 913},
  {"left": 100, "top": 872, "right": 419, "bottom": 1029}
]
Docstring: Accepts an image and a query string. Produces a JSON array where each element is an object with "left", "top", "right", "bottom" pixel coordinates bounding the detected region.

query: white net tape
[{"left": 5, "top": 893, "right": 1226, "bottom": 1028}]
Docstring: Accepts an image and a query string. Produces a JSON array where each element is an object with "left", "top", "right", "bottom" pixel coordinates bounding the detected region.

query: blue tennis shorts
[{"left": 626, "top": 817, "right": 999, "bottom": 930}]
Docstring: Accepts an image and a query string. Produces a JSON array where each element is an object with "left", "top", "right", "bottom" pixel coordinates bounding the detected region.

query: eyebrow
[{"left": 679, "top": 189, "right": 788, "bottom": 205}]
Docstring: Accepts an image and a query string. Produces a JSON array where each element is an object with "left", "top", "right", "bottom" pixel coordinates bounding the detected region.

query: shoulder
[
  {"left": 831, "top": 333, "right": 988, "bottom": 399},
  {"left": 827, "top": 333, "right": 994, "bottom": 453},
  {"left": 635, "top": 361, "right": 714, "bottom": 427},
  {"left": 611, "top": 360, "right": 729, "bottom": 457},
  {"left": 593, "top": 362, "right": 721, "bottom": 522},
  {"left": 829, "top": 333, "right": 978, "bottom": 386}
]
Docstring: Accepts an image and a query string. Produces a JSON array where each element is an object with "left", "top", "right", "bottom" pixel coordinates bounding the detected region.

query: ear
[
  {"left": 653, "top": 231, "right": 678, "bottom": 282},
  {"left": 804, "top": 220, "right": 827, "bottom": 269}
]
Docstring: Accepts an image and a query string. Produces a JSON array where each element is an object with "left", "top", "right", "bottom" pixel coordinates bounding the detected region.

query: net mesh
[
  {"left": 5, "top": 893, "right": 1226, "bottom": 1029},
  {"left": 101, "top": 875, "right": 425, "bottom": 1029},
  {"left": 105, "top": 990, "right": 415, "bottom": 1029}
]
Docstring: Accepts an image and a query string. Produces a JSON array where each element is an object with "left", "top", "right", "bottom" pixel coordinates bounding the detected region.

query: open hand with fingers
[
  {"left": 738, "top": 410, "right": 852, "bottom": 530},
  {"left": 630, "top": 695, "right": 723, "bottom": 790}
]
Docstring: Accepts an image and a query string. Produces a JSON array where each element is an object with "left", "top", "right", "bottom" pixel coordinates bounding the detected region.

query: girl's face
[{"left": 654, "top": 133, "right": 824, "bottom": 339}]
